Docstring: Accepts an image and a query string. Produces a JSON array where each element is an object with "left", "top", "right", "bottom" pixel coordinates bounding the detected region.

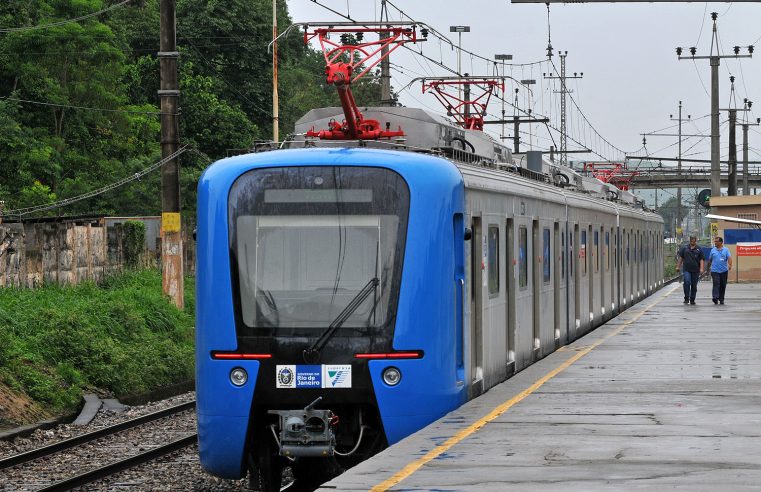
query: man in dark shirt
[{"left": 676, "top": 236, "right": 705, "bottom": 305}]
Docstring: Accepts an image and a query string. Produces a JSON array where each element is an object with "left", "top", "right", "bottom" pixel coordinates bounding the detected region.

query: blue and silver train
[{"left": 196, "top": 106, "right": 665, "bottom": 490}]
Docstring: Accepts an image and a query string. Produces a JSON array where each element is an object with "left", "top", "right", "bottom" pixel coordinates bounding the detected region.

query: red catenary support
[
  {"left": 583, "top": 162, "right": 639, "bottom": 191},
  {"left": 303, "top": 23, "right": 427, "bottom": 140},
  {"left": 421, "top": 78, "right": 504, "bottom": 131}
]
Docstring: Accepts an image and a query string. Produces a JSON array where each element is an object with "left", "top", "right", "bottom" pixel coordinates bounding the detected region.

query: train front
[{"left": 196, "top": 148, "right": 466, "bottom": 488}]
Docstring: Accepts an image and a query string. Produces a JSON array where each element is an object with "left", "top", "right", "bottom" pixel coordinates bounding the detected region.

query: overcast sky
[{"left": 285, "top": 0, "right": 761, "bottom": 175}]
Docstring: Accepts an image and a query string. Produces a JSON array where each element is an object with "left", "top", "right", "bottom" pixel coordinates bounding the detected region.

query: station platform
[{"left": 319, "top": 282, "right": 761, "bottom": 491}]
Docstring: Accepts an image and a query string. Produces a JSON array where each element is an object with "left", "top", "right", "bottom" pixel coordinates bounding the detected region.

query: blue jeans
[
  {"left": 712, "top": 272, "right": 728, "bottom": 301},
  {"left": 682, "top": 270, "right": 699, "bottom": 301}
]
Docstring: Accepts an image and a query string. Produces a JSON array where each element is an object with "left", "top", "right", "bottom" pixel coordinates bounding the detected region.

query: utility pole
[
  {"left": 676, "top": 12, "right": 753, "bottom": 199},
  {"left": 741, "top": 98, "right": 760, "bottom": 195},
  {"left": 482, "top": 112, "right": 550, "bottom": 154},
  {"left": 544, "top": 51, "right": 582, "bottom": 166},
  {"left": 159, "top": 0, "right": 183, "bottom": 309},
  {"left": 380, "top": 1, "right": 393, "bottom": 106},
  {"left": 640, "top": 103, "right": 695, "bottom": 229},
  {"left": 728, "top": 107, "right": 738, "bottom": 196},
  {"left": 494, "top": 53, "right": 513, "bottom": 140},
  {"left": 721, "top": 76, "right": 748, "bottom": 196},
  {"left": 450, "top": 26, "right": 470, "bottom": 102},
  {"left": 672, "top": 102, "right": 687, "bottom": 232},
  {"left": 272, "top": 0, "right": 279, "bottom": 141}
]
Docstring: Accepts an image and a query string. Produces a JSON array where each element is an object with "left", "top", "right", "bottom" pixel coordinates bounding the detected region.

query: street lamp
[
  {"left": 494, "top": 54, "right": 513, "bottom": 140},
  {"left": 450, "top": 26, "right": 470, "bottom": 101}
]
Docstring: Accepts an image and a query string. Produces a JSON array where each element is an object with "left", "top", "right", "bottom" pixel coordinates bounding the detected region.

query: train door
[
  {"left": 628, "top": 230, "right": 634, "bottom": 304},
  {"left": 553, "top": 222, "right": 561, "bottom": 346},
  {"left": 573, "top": 223, "right": 580, "bottom": 339},
  {"left": 599, "top": 226, "right": 605, "bottom": 320},
  {"left": 612, "top": 226, "right": 621, "bottom": 316},
  {"left": 605, "top": 228, "right": 612, "bottom": 318},
  {"left": 470, "top": 216, "right": 483, "bottom": 396},
  {"left": 532, "top": 220, "right": 541, "bottom": 358},
  {"left": 506, "top": 218, "right": 516, "bottom": 374},
  {"left": 590, "top": 225, "right": 597, "bottom": 326},
  {"left": 454, "top": 214, "right": 465, "bottom": 387}
]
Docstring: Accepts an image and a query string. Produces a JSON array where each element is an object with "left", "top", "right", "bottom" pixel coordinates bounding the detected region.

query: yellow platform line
[{"left": 371, "top": 284, "right": 678, "bottom": 492}]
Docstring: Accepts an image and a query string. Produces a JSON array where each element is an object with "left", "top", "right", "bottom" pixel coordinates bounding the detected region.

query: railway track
[{"left": 0, "top": 401, "right": 197, "bottom": 491}]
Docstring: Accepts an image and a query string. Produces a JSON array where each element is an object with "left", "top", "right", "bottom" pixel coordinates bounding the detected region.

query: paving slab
[
  {"left": 72, "top": 394, "right": 102, "bottom": 426},
  {"left": 319, "top": 283, "right": 761, "bottom": 491}
]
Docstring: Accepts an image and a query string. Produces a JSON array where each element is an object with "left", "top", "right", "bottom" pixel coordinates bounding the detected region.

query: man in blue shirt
[
  {"left": 676, "top": 236, "right": 705, "bottom": 305},
  {"left": 706, "top": 236, "right": 733, "bottom": 304}
]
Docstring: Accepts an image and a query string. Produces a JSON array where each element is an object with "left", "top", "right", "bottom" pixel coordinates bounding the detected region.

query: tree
[{"left": 657, "top": 197, "right": 689, "bottom": 236}]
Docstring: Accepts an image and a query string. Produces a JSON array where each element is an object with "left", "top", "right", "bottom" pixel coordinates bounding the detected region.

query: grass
[
  {"left": 0, "top": 270, "right": 195, "bottom": 415},
  {"left": 664, "top": 243, "right": 678, "bottom": 278}
]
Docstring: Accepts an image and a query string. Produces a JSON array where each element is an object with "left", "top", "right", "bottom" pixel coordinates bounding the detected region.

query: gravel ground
[
  {"left": 0, "top": 392, "right": 196, "bottom": 460},
  {"left": 0, "top": 392, "right": 299, "bottom": 491},
  {"left": 71, "top": 445, "right": 251, "bottom": 491}
]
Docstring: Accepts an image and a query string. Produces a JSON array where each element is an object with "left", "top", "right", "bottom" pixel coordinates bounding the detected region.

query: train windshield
[{"left": 229, "top": 166, "right": 409, "bottom": 331}]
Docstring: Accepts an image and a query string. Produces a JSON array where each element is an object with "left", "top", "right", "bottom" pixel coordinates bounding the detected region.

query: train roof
[{"left": 265, "top": 106, "right": 656, "bottom": 217}]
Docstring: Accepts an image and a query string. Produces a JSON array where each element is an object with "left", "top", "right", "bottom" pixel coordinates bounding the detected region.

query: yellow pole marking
[{"left": 371, "top": 284, "right": 678, "bottom": 492}]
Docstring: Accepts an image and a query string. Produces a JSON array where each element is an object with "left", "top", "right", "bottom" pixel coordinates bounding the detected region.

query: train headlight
[
  {"left": 230, "top": 367, "right": 248, "bottom": 386},
  {"left": 382, "top": 367, "right": 402, "bottom": 386}
]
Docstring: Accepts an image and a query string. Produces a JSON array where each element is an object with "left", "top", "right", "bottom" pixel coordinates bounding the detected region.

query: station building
[{"left": 709, "top": 195, "right": 761, "bottom": 282}]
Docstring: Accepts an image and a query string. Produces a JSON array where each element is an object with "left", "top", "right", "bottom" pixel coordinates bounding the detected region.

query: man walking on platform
[
  {"left": 677, "top": 236, "right": 705, "bottom": 305},
  {"left": 707, "top": 236, "right": 732, "bottom": 305}
]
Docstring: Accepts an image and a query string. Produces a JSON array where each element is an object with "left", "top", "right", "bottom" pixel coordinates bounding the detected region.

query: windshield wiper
[{"left": 303, "top": 277, "right": 379, "bottom": 364}]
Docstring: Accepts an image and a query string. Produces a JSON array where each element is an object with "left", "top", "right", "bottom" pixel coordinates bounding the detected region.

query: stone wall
[{"left": 0, "top": 217, "right": 195, "bottom": 288}]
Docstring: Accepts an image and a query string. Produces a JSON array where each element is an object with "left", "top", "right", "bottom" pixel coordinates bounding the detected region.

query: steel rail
[
  {"left": 0, "top": 400, "right": 195, "bottom": 470},
  {"left": 35, "top": 434, "right": 198, "bottom": 492}
]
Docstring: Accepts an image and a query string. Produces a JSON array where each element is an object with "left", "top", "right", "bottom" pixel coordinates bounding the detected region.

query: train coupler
[{"left": 269, "top": 397, "right": 336, "bottom": 457}]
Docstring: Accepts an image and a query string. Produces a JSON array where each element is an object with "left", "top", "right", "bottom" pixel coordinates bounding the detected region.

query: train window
[
  {"left": 229, "top": 166, "right": 409, "bottom": 332},
  {"left": 519, "top": 226, "right": 528, "bottom": 288},
  {"left": 626, "top": 233, "right": 630, "bottom": 264},
  {"left": 543, "top": 228, "right": 551, "bottom": 284},
  {"left": 605, "top": 231, "right": 610, "bottom": 271},
  {"left": 581, "top": 230, "right": 587, "bottom": 276},
  {"left": 594, "top": 230, "right": 599, "bottom": 273},
  {"left": 488, "top": 226, "right": 499, "bottom": 295},
  {"left": 561, "top": 231, "right": 566, "bottom": 279},
  {"left": 569, "top": 232, "right": 573, "bottom": 277}
]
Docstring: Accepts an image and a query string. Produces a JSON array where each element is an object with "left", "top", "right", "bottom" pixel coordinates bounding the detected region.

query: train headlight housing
[
  {"left": 382, "top": 367, "right": 402, "bottom": 386},
  {"left": 230, "top": 367, "right": 248, "bottom": 386}
]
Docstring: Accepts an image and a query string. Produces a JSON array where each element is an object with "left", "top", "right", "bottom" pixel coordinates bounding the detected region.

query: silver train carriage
[{"left": 291, "top": 106, "right": 665, "bottom": 398}]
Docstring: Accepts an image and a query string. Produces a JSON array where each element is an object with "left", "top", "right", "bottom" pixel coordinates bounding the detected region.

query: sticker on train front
[
  {"left": 275, "top": 364, "right": 352, "bottom": 388},
  {"left": 324, "top": 365, "right": 352, "bottom": 388}
]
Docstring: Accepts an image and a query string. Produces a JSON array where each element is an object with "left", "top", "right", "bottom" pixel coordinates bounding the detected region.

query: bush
[
  {"left": 122, "top": 220, "right": 146, "bottom": 269},
  {"left": 0, "top": 270, "right": 195, "bottom": 415}
]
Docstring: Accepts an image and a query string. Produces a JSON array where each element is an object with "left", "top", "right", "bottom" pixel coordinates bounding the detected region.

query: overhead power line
[
  {"left": 0, "top": 0, "right": 131, "bottom": 33},
  {"left": 0, "top": 96, "right": 168, "bottom": 115},
  {"left": 3, "top": 146, "right": 190, "bottom": 217}
]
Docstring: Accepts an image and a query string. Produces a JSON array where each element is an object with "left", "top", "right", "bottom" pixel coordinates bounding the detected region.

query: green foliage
[
  {"left": 17, "top": 180, "right": 56, "bottom": 209},
  {"left": 0, "top": 0, "right": 384, "bottom": 219},
  {"left": 0, "top": 270, "right": 195, "bottom": 413},
  {"left": 122, "top": 220, "right": 146, "bottom": 268},
  {"left": 664, "top": 243, "right": 678, "bottom": 278},
  {"left": 656, "top": 197, "right": 690, "bottom": 236}
]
